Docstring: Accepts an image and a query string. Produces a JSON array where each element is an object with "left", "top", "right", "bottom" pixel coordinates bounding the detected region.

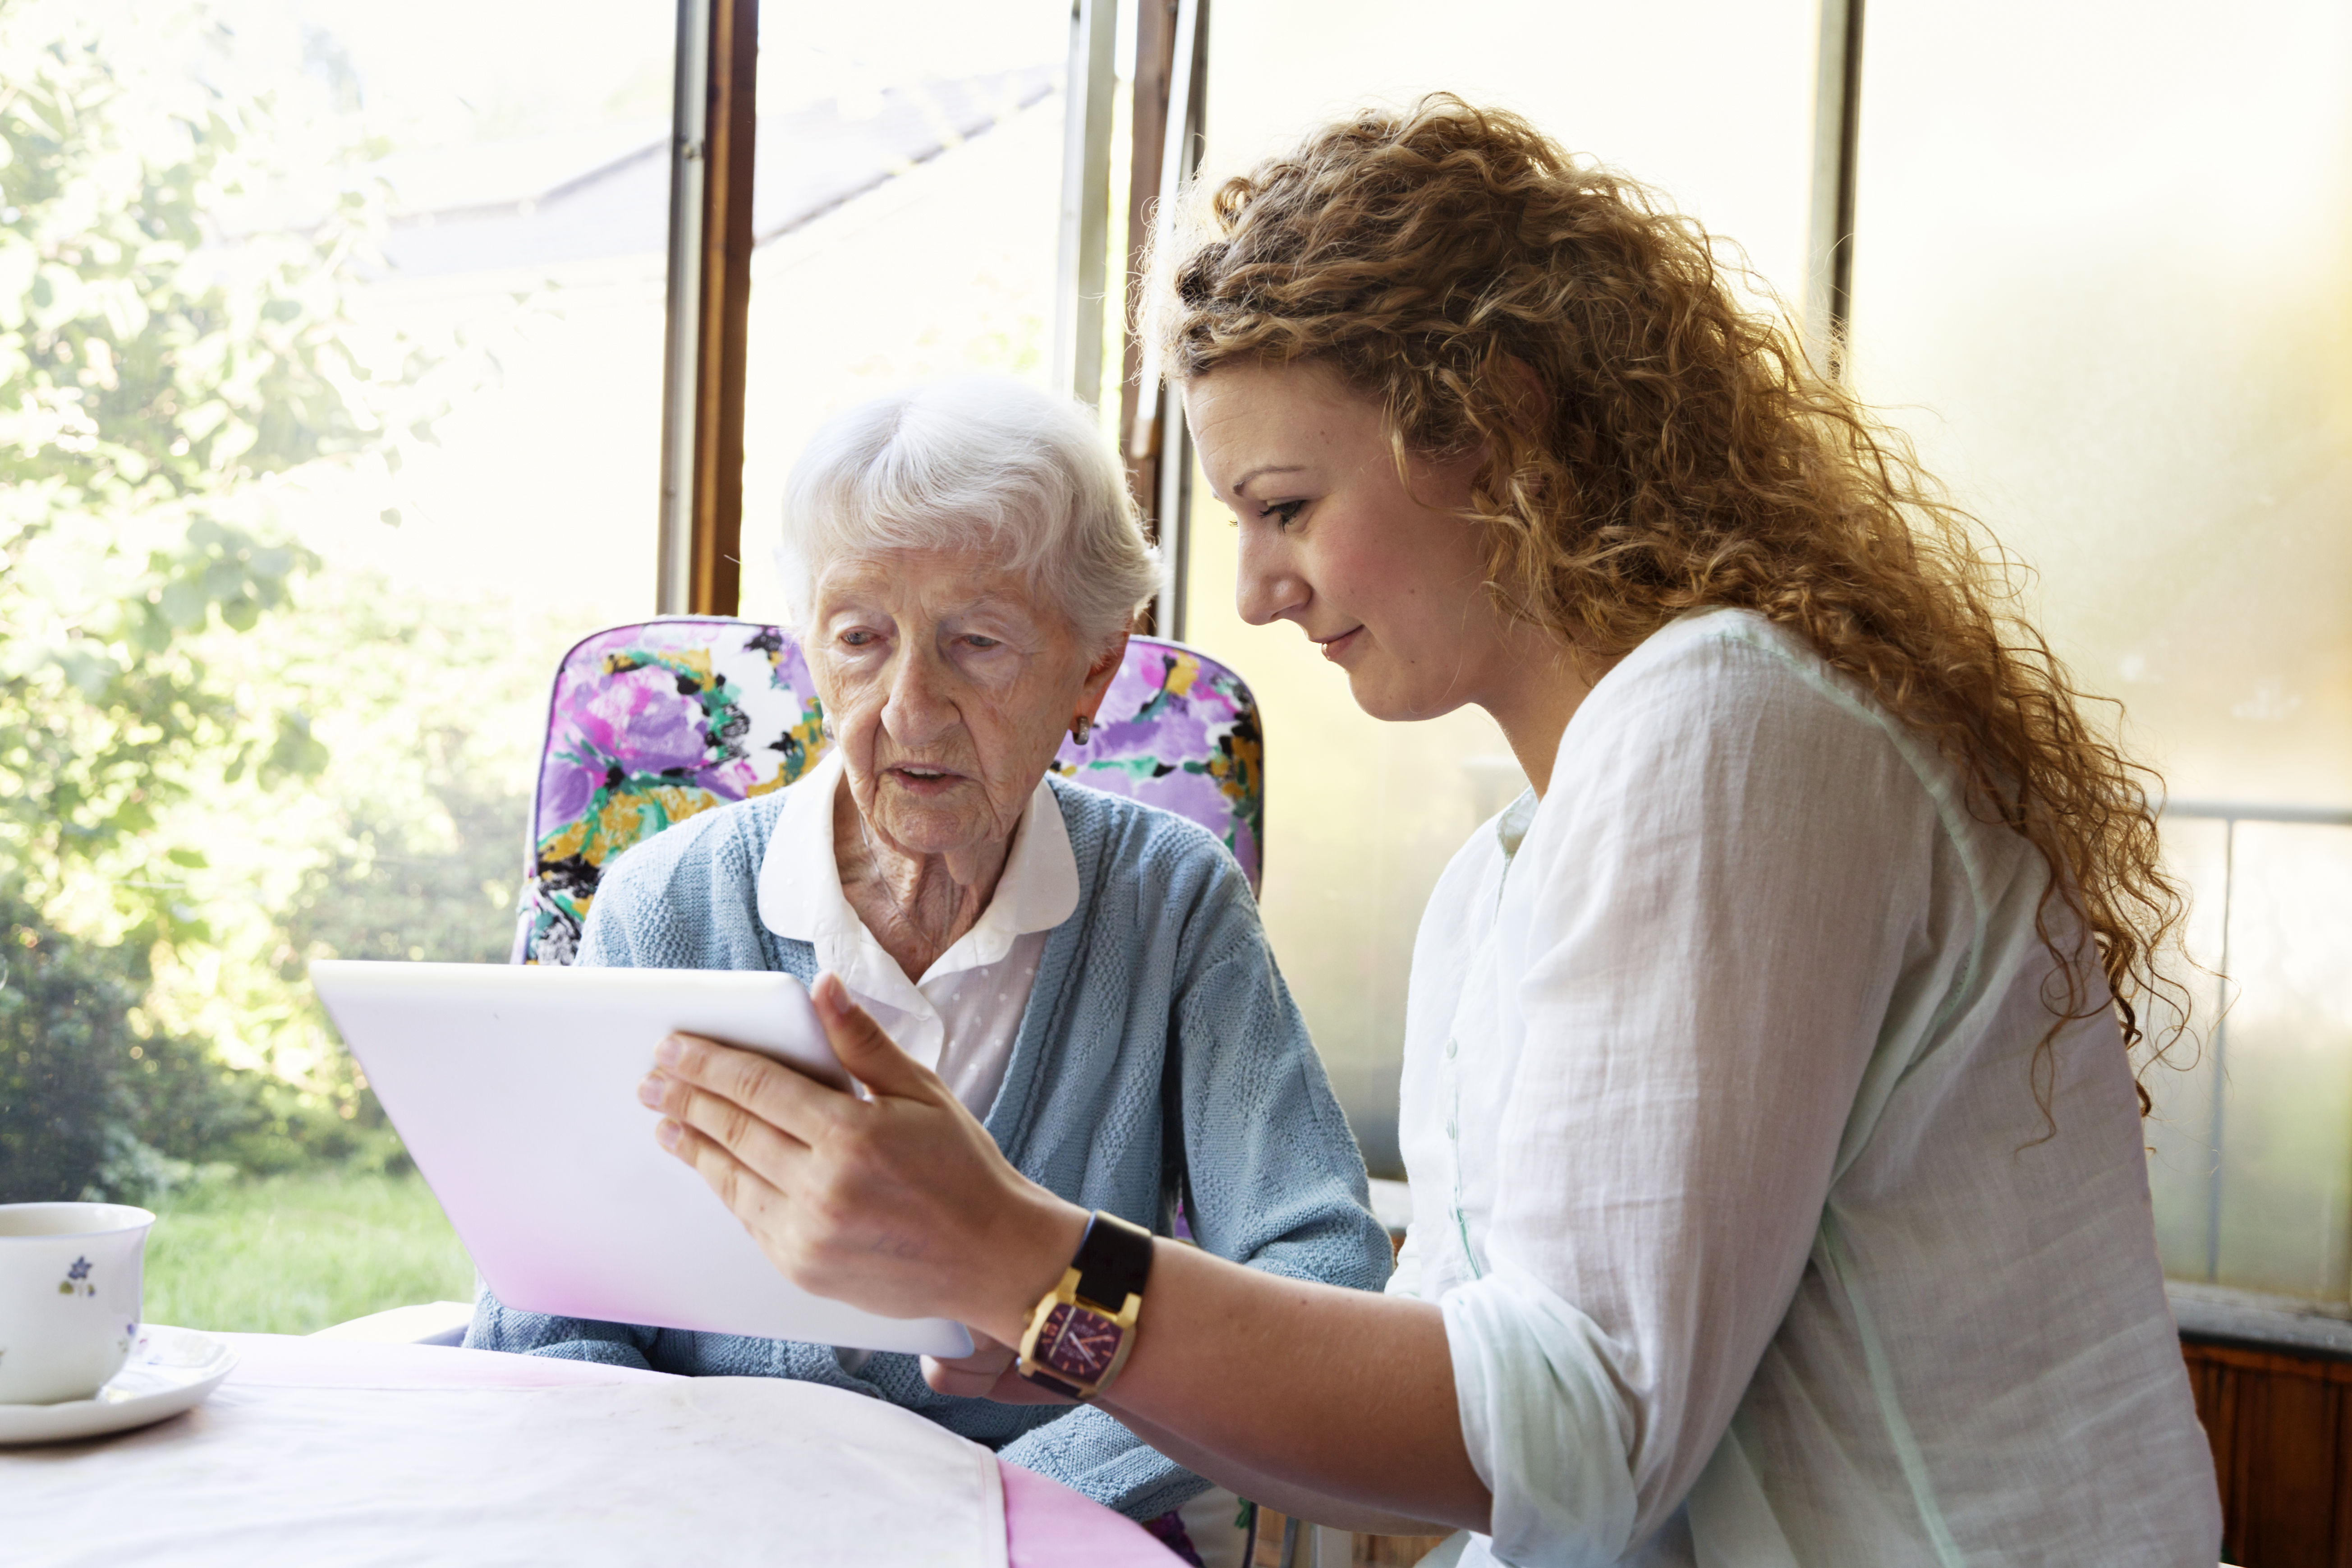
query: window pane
[
  {"left": 251, "top": 0, "right": 678, "bottom": 630},
  {"left": 2141, "top": 818, "right": 2228, "bottom": 1273},
  {"left": 734, "top": 1, "right": 1070, "bottom": 626},
  {"left": 2210, "top": 823, "right": 2352, "bottom": 1297},
  {"left": 1192, "top": 0, "right": 1820, "bottom": 1169},
  {"left": 0, "top": 0, "right": 672, "bottom": 1326},
  {"left": 1847, "top": 0, "right": 2352, "bottom": 1296}
]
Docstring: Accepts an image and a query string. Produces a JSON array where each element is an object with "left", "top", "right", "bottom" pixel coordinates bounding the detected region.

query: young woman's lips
[{"left": 1316, "top": 627, "right": 1364, "bottom": 663}]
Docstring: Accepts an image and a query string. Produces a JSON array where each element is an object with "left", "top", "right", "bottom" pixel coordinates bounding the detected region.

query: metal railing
[{"left": 2157, "top": 800, "right": 2352, "bottom": 1282}]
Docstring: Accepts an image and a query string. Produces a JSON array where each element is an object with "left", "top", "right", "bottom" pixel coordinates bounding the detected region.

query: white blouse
[
  {"left": 1389, "top": 610, "right": 2219, "bottom": 1566},
  {"left": 755, "top": 748, "right": 1077, "bottom": 1115}
]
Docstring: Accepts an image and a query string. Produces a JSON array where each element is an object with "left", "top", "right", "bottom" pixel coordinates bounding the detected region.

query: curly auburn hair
[{"left": 1149, "top": 95, "right": 2187, "bottom": 1111}]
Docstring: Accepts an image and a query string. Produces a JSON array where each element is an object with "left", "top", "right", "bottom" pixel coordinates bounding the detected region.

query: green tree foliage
[
  {"left": 0, "top": 880, "right": 413, "bottom": 1203},
  {"left": 0, "top": 0, "right": 479, "bottom": 1200},
  {"left": 0, "top": 903, "right": 132, "bottom": 1201},
  {"left": 0, "top": 886, "right": 258, "bottom": 1201},
  {"left": 0, "top": 0, "right": 408, "bottom": 929}
]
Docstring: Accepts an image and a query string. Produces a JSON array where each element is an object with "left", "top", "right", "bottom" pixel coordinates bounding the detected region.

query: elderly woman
[{"left": 466, "top": 376, "right": 1393, "bottom": 1536}]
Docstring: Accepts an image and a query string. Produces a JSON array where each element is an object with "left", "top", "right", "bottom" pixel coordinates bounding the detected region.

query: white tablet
[{"left": 310, "top": 959, "right": 973, "bottom": 1358}]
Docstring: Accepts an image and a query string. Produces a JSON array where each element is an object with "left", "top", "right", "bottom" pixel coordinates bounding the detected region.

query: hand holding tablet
[{"left": 637, "top": 973, "right": 1089, "bottom": 1370}]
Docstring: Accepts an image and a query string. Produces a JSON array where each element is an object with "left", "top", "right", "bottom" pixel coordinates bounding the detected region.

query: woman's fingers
[
  {"left": 657, "top": 1112, "right": 789, "bottom": 1235},
  {"left": 812, "top": 973, "right": 947, "bottom": 1103},
  {"left": 918, "top": 1332, "right": 1076, "bottom": 1405},
  {"left": 920, "top": 1360, "right": 1076, "bottom": 1405},
  {"left": 920, "top": 1333, "right": 1016, "bottom": 1397},
  {"left": 637, "top": 978, "right": 1084, "bottom": 1330},
  {"left": 649, "top": 1029, "right": 851, "bottom": 1147},
  {"left": 651, "top": 1074, "right": 813, "bottom": 1194}
]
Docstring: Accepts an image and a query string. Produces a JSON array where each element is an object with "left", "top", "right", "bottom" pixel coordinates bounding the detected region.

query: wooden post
[
  {"left": 1120, "top": 0, "right": 1177, "bottom": 574},
  {"left": 2181, "top": 1336, "right": 2352, "bottom": 1564},
  {"left": 1121, "top": 0, "right": 1205, "bottom": 639},
  {"left": 657, "top": 0, "right": 758, "bottom": 616}
]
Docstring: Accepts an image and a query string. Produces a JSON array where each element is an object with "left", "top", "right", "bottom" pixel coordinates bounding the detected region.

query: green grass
[{"left": 142, "top": 1168, "right": 476, "bottom": 1334}]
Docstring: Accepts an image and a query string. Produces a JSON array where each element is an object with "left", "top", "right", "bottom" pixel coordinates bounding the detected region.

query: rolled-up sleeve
[{"left": 1442, "top": 1260, "right": 1639, "bottom": 1563}]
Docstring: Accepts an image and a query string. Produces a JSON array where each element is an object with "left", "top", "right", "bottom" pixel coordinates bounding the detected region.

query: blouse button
[{"left": 1444, "top": 1037, "right": 1459, "bottom": 1060}]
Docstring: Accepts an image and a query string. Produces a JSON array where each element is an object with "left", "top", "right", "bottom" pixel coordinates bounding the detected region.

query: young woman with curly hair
[{"left": 635, "top": 97, "right": 2222, "bottom": 1564}]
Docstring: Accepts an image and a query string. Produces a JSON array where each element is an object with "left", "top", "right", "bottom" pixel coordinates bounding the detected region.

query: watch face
[{"left": 1038, "top": 1302, "right": 1124, "bottom": 1382}]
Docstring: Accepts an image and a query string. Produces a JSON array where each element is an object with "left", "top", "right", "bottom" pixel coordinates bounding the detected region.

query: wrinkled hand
[
  {"left": 920, "top": 1329, "right": 1075, "bottom": 1405},
  {"left": 637, "top": 973, "right": 1085, "bottom": 1340}
]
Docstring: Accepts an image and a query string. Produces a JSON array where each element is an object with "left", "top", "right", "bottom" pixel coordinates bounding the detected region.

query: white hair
[{"left": 776, "top": 375, "right": 1160, "bottom": 645}]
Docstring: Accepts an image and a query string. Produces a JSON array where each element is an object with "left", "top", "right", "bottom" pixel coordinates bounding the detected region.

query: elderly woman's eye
[
  {"left": 840, "top": 630, "right": 877, "bottom": 648},
  {"left": 965, "top": 635, "right": 1002, "bottom": 650}
]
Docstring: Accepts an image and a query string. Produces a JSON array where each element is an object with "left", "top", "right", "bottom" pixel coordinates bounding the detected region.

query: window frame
[{"left": 657, "top": 0, "right": 759, "bottom": 616}]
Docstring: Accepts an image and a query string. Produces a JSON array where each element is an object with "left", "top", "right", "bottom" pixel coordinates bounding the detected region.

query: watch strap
[
  {"left": 1070, "top": 1210, "right": 1153, "bottom": 1308},
  {"left": 1020, "top": 1365, "right": 1085, "bottom": 1400}
]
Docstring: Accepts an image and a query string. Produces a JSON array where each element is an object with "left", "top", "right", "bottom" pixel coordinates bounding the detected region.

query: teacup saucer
[{"left": 0, "top": 1324, "right": 237, "bottom": 1445}]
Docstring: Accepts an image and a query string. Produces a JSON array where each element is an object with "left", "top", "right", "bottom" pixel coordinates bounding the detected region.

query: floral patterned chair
[{"left": 512, "top": 616, "right": 1265, "bottom": 966}]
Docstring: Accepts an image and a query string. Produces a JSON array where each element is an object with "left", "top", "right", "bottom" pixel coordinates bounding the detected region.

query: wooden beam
[
  {"left": 2181, "top": 1336, "right": 2352, "bottom": 1564},
  {"left": 1123, "top": 0, "right": 1205, "bottom": 640},
  {"left": 657, "top": 0, "right": 758, "bottom": 616},
  {"left": 1119, "top": 0, "right": 1177, "bottom": 573}
]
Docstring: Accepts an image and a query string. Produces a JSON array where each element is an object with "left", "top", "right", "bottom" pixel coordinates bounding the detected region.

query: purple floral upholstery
[
  {"left": 515, "top": 619, "right": 1264, "bottom": 965},
  {"left": 1049, "top": 639, "right": 1262, "bottom": 887}
]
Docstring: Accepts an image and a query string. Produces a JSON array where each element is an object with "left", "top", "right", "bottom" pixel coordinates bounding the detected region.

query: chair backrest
[{"left": 514, "top": 618, "right": 1263, "bottom": 965}]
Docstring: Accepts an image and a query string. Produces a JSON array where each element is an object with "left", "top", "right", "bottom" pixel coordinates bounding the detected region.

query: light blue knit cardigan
[{"left": 464, "top": 777, "right": 1393, "bottom": 1522}]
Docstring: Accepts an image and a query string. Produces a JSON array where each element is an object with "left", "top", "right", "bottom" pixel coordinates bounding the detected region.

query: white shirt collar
[
  {"left": 1495, "top": 786, "right": 1539, "bottom": 862},
  {"left": 755, "top": 748, "right": 1079, "bottom": 986}
]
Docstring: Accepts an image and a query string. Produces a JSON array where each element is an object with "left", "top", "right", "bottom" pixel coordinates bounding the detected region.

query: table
[{"left": 6, "top": 1333, "right": 1176, "bottom": 1567}]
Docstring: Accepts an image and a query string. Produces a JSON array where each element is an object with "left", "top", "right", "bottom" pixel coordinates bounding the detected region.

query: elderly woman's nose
[
  {"left": 880, "top": 646, "right": 959, "bottom": 740},
  {"left": 1235, "top": 529, "right": 1307, "bottom": 627}
]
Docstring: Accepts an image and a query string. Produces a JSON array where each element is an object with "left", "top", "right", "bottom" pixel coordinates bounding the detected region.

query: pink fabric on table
[
  {"left": 1000, "top": 1460, "right": 1174, "bottom": 1568},
  {"left": 220, "top": 1335, "right": 1173, "bottom": 1566}
]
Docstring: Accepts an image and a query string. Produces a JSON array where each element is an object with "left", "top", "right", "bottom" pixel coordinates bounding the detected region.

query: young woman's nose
[{"left": 1234, "top": 527, "right": 1309, "bottom": 627}]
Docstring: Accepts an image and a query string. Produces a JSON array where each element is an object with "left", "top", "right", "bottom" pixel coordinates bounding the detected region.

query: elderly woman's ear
[{"left": 1071, "top": 632, "right": 1130, "bottom": 745}]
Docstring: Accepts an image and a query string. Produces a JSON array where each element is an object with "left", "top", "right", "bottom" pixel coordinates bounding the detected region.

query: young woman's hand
[
  {"left": 636, "top": 973, "right": 1086, "bottom": 1342},
  {"left": 919, "top": 1329, "right": 1075, "bottom": 1404},
  {"left": 644, "top": 975, "right": 1486, "bottom": 1533}
]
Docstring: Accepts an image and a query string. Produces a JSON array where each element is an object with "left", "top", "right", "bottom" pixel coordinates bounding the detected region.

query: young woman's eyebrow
[{"left": 1229, "top": 464, "right": 1311, "bottom": 498}]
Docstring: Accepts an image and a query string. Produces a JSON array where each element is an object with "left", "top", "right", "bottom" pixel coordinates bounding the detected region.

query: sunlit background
[{"left": 2, "top": 0, "right": 2347, "bottom": 1329}]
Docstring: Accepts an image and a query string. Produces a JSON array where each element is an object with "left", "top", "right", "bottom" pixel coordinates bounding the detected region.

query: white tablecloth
[{"left": 9, "top": 1341, "right": 1010, "bottom": 1568}]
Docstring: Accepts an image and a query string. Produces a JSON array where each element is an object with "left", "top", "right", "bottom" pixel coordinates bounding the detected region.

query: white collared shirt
[
  {"left": 1389, "top": 609, "right": 2217, "bottom": 1565},
  {"left": 755, "top": 749, "right": 1077, "bottom": 1115}
]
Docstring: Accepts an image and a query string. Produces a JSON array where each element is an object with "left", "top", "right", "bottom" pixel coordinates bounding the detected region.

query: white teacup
[{"left": 0, "top": 1202, "right": 155, "bottom": 1405}]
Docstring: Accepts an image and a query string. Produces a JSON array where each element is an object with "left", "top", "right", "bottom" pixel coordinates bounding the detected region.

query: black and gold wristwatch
[{"left": 1016, "top": 1210, "right": 1154, "bottom": 1400}]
